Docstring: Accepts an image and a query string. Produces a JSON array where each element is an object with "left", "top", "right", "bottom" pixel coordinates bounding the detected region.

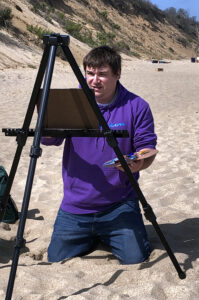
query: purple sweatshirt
[{"left": 41, "top": 82, "right": 157, "bottom": 214}]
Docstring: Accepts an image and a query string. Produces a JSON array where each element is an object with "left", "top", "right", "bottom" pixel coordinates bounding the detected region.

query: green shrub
[
  {"left": 96, "top": 32, "right": 107, "bottom": 44},
  {"left": 116, "top": 41, "right": 130, "bottom": 51},
  {"left": 96, "top": 31, "right": 116, "bottom": 45},
  {"left": 65, "top": 20, "right": 82, "bottom": 39},
  {"left": 131, "top": 51, "right": 141, "bottom": 58},
  {"left": 31, "top": 4, "right": 41, "bottom": 14},
  {"left": 98, "top": 9, "right": 120, "bottom": 31},
  {"left": 99, "top": 10, "right": 108, "bottom": 20},
  {"left": 112, "top": 23, "right": 120, "bottom": 30},
  {"left": 81, "top": 31, "right": 96, "bottom": 47},
  {"left": 65, "top": 20, "right": 96, "bottom": 47},
  {"left": 26, "top": 24, "right": 52, "bottom": 39},
  {"left": 58, "top": 12, "right": 65, "bottom": 20},
  {"left": 0, "top": 7, "right": 12, "bottom": 27}
]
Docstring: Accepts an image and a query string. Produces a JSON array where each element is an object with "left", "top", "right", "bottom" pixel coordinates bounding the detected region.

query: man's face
[{"left": 85, "top": 64, "right": 120, "bottom": 104}]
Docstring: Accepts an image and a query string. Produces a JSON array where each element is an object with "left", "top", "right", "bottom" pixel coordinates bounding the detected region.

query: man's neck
[{"left": 97, "top": 86, "right": 118, "bottom": 106}]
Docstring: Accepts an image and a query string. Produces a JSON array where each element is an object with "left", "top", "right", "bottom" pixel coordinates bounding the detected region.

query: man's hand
[
  {"left": 116, "top": 148, "right": 157, "bottom": 173},
  {"left": 116, "top": 158, "right": 144, "bottom": 173}
]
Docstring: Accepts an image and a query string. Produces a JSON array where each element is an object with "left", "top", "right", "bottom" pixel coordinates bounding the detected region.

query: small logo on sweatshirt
[{"left": 109, "top": 122, "right": 126, "bottom": 128}]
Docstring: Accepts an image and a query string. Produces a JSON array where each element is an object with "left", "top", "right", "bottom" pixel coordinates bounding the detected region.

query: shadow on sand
[{"left": 141, "top": 217, "right": 199, "bottom": 272}]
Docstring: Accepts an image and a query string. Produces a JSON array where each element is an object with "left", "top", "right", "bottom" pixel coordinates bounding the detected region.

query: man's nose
[{"left": 93, "top": 74, "right": 100, "bottom": 83}]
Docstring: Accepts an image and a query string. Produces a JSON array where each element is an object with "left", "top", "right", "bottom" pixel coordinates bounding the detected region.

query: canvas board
[{"left": 37, "top": 89, "right": 99, "bottom": 129}]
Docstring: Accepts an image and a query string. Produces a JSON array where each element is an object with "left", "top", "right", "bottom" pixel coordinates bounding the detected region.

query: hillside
[{"left": 0, "top": 0, "right": 199, "bottom": 69}]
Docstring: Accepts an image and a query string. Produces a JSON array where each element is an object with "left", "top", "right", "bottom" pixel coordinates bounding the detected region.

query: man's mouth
[{"left": 93, "top": 86, "right": 102, "bottom": 91}]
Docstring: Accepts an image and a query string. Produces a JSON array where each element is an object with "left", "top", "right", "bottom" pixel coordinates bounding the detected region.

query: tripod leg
[
  {"left": 112, "top": 146, "right": 186, "bottom": 279},
  {"left": 143, "top": 205, "right": 186, "bottom": 279},
  {"left": 5, "top": 44, "right": 57, "bottom": 300},
  {"left": 60, "top": 37, "right": 185, "bottom": 279},
  {"left": 0, "top": 45, "right": 50, "bottom": 222}
]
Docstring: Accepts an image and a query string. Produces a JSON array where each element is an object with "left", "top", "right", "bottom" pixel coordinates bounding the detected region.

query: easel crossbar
[{"left": 2, "top": 128, "right": 129, "bottom": 138}]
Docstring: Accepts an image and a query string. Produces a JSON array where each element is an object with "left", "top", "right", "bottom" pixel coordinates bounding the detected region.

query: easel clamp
[
  {"left": 43, "top": 33, "right": 70, "bottom": 46},
  {"left": 30, "top": 145, "right": 42, "bottom": 158}
]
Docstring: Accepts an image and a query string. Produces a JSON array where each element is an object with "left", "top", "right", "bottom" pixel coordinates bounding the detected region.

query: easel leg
[
  {"left": 0, "top": 45, "right": 50, "bottom": 222},
  {"left": 110, "top": 146, "right": 186, "bottom": 279},
  {"left": 5, "top": 43, "right": 57, "bottom": 300}
]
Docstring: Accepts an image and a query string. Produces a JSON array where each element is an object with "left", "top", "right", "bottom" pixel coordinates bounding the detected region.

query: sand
[{"left": 0, "top": 56, "right": 199, "bottom": 299}]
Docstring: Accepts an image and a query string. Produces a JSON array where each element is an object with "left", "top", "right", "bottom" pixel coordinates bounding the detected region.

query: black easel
[{"left": 1, "top": 34, "right": 185, "bottom": 300}]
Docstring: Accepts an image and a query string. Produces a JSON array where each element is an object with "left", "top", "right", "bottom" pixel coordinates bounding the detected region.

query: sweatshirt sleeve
[
  {"left": 40, "top": 137, "right": 64, "bottom": 146},
  {"left": 133, "top": 97, "right": 157, "bottom": 151}
]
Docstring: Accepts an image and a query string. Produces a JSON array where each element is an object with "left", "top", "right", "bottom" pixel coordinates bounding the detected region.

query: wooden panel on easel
[{"left": 37, "top": 89, "right": 99, "bottom": 129}]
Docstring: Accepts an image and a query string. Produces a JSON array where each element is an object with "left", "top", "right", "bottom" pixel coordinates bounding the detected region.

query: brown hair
[{"left": 83, "top": 45, "right": 121, "bottom": 75}]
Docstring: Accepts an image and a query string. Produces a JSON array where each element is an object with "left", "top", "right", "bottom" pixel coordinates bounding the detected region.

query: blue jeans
[{"left": 48, "top": 199, "right": 151, "bottom": 264}]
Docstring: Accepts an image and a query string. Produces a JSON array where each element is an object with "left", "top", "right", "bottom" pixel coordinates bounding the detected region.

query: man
[{"left": 41, "top": 45, "right": 157, "bottom": 264}]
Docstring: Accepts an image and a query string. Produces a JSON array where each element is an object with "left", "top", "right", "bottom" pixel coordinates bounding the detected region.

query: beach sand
[{"left": 0, "top": 57, "right": 199, "bottom": 299}]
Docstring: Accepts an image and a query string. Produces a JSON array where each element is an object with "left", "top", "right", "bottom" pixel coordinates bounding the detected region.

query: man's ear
[{"left": 117, "top": 70, "right": 121, "bottom": 80}]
